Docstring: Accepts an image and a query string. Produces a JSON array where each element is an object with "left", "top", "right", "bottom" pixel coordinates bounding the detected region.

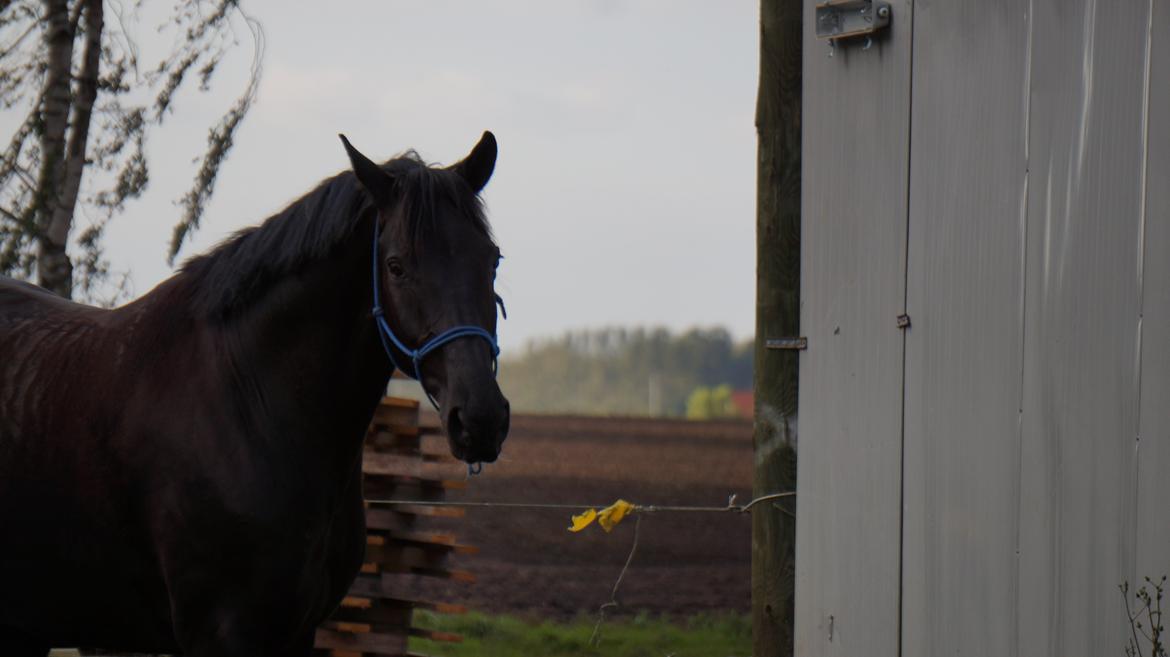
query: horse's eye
[{"left": 386, "top": 258, "right": 405, "bottom": 278}]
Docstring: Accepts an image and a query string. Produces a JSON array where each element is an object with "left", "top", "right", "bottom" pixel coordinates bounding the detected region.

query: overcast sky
[{"left": 94, "top": 1, "right": 759, "bottom": 350}]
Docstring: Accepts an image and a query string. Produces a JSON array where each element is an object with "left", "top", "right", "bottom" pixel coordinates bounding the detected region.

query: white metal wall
[
  {"left": 796, "top": 1, "right": 1170, "bottom": 655},
  {"left": 1138, "top": 0, "right": 1170, "bottom": 607},
  {"left": 901, "top": 3, "right": 1029, "bottom": 655},
  {"left": 794, "top": 2, "right": 912, "bottom": 656}
]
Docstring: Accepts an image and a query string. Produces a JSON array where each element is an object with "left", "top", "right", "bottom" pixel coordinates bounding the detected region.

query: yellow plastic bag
[
  {"left": 597, "top": 499, "right": 634, "bottom": 532},
  {"left": 568, "top": 508, "right": 598, "bottom": 532},
  {"left": 568, "top": 499, "right": 635, "bottom": 533}
]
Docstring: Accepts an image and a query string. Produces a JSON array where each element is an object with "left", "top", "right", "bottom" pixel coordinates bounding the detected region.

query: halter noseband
[{"left": 370, "top": 219, "right": 500, "bottom": 412}]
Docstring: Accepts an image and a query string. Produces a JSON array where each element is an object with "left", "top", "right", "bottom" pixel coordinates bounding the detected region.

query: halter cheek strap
[{"left": 370, "top": 220, "right": 501, "bottom": 412}]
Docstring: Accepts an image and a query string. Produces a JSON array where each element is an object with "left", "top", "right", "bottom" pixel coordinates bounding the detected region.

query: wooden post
[{"left": 753, "top": 2, "right": 800, "bottom": 657}]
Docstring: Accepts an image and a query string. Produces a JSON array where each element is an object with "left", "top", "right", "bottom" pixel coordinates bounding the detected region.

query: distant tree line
[
  {"left": 686, "top": 383, "right": 739, "bottom": 420},
  {"left": 497, "top": 326, "right": 753, "bottom": 417}
]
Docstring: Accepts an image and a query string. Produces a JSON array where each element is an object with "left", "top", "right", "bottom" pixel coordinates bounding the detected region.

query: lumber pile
[{"left": 315, "top": 397, "right": 473, "bottom": 657}]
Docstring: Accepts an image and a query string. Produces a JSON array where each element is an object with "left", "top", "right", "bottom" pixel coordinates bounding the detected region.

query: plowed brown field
[{"left": 409, "top": 414, "right": 755, "bottom": 620}]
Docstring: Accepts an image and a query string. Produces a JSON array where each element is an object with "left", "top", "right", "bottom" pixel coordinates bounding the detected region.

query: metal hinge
[
  {"left": 816, "top": 0, "right": 891, "bottom": 42},
  {"left": 766, "top": 337, "right": 808, "bottom": 351}
]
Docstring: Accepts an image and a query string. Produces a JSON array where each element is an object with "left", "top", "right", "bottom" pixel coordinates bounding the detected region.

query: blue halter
[
  {"left": 369, "top": 219, "right": 500, "bottom": 478},
  {"left": 370, "top": 219, "right": 500, "bottom": 414}
]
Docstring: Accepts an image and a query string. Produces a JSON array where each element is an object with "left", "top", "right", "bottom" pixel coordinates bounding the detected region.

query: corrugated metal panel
[
  {"left": 1017, "top": 2, "right": 1149, "bottom": 656},
  {"left": 900, "top": 2, "right": 1028, "bottom": 656},
  {"left": 1136, "top": 0, "right": 1170, "bottom": 590},
  {"left": 794, "top": 2, "right": 913, "bottom": 655},
  {"left": 798, "top": 3, "right": 1168, "bottom": 655}
]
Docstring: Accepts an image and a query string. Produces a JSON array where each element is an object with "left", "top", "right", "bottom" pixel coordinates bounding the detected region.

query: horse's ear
[
  {"left": 339, "top": 134, "right": 393, "bottom": 205},
  {"left": 452, "top": 131, "right": 497, "bottom": 193}
]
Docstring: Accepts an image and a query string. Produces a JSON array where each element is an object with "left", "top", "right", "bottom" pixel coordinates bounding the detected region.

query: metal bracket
[
  {"left": 815, "top": 0, "right": 891, "bottom": 42},
  {"left": 766, "top": 337, "right": 808, "bottom": 351}
]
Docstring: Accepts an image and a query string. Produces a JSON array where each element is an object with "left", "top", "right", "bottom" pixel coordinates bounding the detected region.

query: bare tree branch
[
  {"left": 33, "top": 0, "right": 71, "bottom": 221},
  {"left": 56, "top": 0, "right": 101, "bottom": 222},
  {"left": 0, "top": 17, "right": 37, "bottom": 59},
  {"left": 67, "top": 0, "right": 82, "bottom": 35},
  {"left": 31, "top": 0, "right": 78, "bottom": 295},
  {"left": 10, "top": 162, "right": 35, "bottom": 189},
  {"left": 0, "top": 202, "right": 21, "bottom": 222},
  {"left": 168, "top": 4, "right": 262, "bottom": 263},
  {"left": 0, "top": 105, "right": 37, "bottom": 182},
  {"left": 1, "top": 0, "right": 263, "bottom": 300}
]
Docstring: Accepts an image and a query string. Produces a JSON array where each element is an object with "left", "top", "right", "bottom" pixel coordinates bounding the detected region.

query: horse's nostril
[
  {"left": 498, "top": 407, "right": 511, "bottom": 447},
  {"left": 447, "top": 407, "right": 467, "bottom": 446}
]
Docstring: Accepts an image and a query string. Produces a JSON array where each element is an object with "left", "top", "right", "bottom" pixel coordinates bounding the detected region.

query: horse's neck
[{"left": 223, "top": 234, "right": 391, "bottom": 470}]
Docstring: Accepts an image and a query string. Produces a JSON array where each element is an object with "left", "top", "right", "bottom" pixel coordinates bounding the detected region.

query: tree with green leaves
[
  {"left": 491, "top": 326, "right": 754, "bottom": 417},
  {"left": 0, "top": 0, "right": 262, "bottom": 301},
  {"left": 685, "top": 384, "right": 738, "bottom": 420}
]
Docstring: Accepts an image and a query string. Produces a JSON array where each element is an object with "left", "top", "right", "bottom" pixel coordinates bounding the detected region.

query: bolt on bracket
[
  {"left": 815, "top": 0, "right": 891, "bottom": 42},
  {"left": 766, "top": 337, "right": 808, "bottom": 351}
]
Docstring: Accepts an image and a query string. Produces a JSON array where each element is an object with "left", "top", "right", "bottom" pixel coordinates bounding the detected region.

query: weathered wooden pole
[{"left": 753, "top": 1, "right": 800, "bottom": 657}]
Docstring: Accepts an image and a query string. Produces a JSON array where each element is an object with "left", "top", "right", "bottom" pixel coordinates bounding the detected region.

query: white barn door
[
  {"left": 796, "top": 1, "right": 1170, "bottom": 655},
  {"left": 795, "top": 2, "right": 912, "bottom": 656}
]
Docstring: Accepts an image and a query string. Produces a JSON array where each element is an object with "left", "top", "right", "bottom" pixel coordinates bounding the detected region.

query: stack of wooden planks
[{"left": 314, "top": 396, "right": 474, "bottom": 657}]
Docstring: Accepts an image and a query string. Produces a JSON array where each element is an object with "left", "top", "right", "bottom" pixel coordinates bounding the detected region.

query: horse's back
[
  {"left": 0, "top": 274, "right": 360, "bottom": 650},
  {"left": 0, "top": 276, "right": 108, "bottom": 334},
  {"left": 0, "top": 277, "right": 179, "bottom": 648},
  {"left": 0, "top": 276, "right": 115, "bottom": 432},
  {"left": 2, "top": 275, "right": 57, "bottom": 311}
]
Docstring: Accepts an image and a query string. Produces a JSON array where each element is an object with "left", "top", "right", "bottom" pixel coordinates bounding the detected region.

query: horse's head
[{"left": 341, "top": 133, "right": 510, "bottom": 465}]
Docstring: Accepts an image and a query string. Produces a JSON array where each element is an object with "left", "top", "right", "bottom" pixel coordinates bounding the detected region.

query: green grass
[{"left": 410, "top": 610, "right": 751, "bottom": 657}]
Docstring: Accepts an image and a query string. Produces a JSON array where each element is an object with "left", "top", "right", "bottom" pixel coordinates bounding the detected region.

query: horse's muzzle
[{"left": 443, "top": 397, "right": 510, "bottom": 464}]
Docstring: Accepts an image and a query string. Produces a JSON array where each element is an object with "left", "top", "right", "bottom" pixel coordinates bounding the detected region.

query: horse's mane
[{"left": 179, "top": 152, "right": 493, "bottom": 318}]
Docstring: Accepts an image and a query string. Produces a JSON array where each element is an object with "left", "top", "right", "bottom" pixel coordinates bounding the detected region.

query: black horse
[{"left": 0, "top": 133, "right": 510, "bottom": 655}]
